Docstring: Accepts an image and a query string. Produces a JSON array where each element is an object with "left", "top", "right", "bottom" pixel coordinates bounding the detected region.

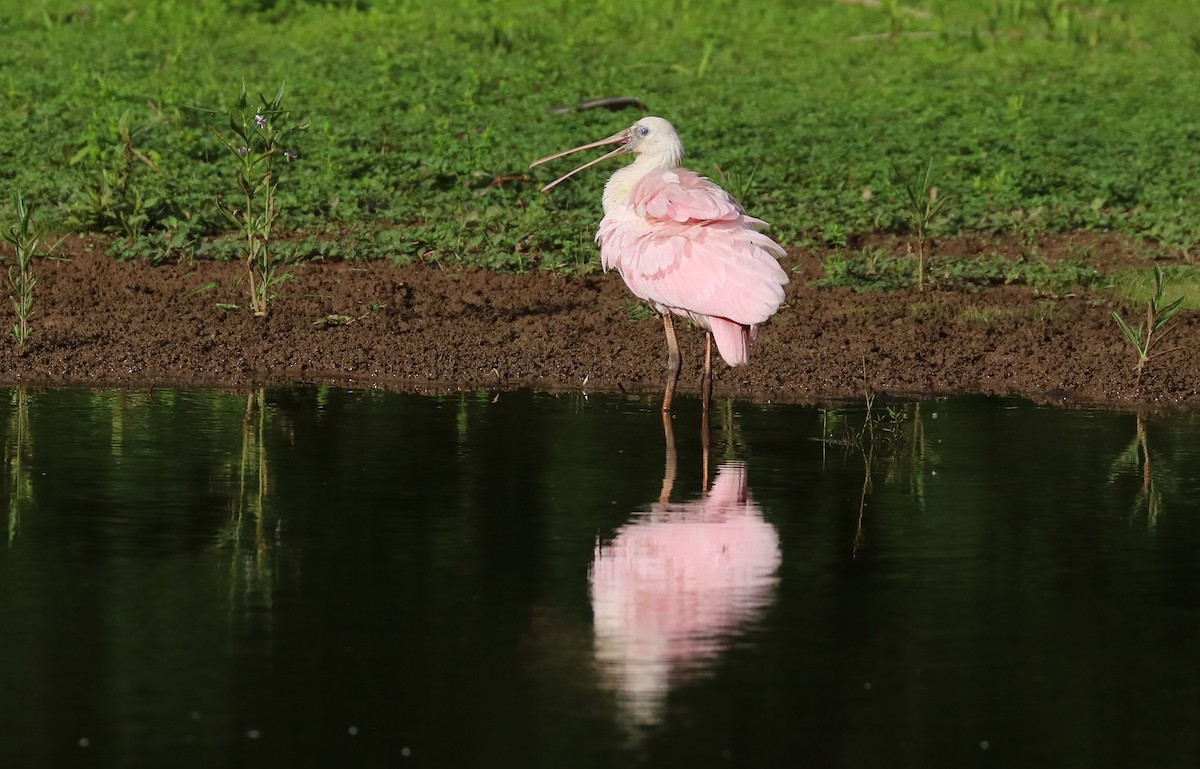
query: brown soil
[{"left": 1, "top": 232, "right": 1196, "bottom": 407}]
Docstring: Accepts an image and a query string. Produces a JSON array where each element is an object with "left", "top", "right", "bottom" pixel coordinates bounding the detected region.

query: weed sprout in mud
[
  {"left": 2, "top": 196, "right": 38, "bottom": 349},
  {"left": 895, "top": 159, "right": 948, "bottom": 293},
  {"left": 1112, "top": 264, "right": 1184, "bottom": 388},
  {"left": 205, "top": 83, "right": 309, "bottom": 317}
]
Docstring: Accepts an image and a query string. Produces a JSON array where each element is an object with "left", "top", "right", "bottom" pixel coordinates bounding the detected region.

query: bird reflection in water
[{"left": 589, "top": 412, "right": 781, "bottom": 728}]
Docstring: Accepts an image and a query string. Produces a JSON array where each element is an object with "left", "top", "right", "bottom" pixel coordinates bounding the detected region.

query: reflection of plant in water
[
  {"left": 1109, "top": 413, "right": 1173, "bottom": 529},
  {"left": 457, "top": 392, "right": 471, "bottom": 445},
  {"left": 819, "top": 400, "right": 917, "bottom": 453},
  {"left": 86, "top": 389, "right": 164, "bottom": 460},
  {"left": 446, "top": 390, "right": 496, "bottom": 448},
  {"left": 219, "top": 389, "right": 278, "bottom": 623},
  {"left": 4, "top": 388, "right": 34, "bottom": 546},
  {"left": 853, "top": 432, "right": 875, "bottom": 557},
  {"left": 712, "top": 398, "right": 747, "bottom": 465},
  {"left": 820, "top": 400, "right": 938, "bottom": 554},
  {"left": 238, "top": 390, "right": 270, "bottom": 529},
  {"left": 880, "top": 402, "right": 936, "bottom": 509}
]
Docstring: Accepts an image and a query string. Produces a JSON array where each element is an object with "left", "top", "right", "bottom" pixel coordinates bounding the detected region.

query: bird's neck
[{"left": 602, "top": 151, "right": 682, "bottom": 214}]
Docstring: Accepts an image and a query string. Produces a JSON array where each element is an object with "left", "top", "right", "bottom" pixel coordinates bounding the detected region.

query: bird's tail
[{"left": 709, "top": 317, "right": 755, "bottom": 367}]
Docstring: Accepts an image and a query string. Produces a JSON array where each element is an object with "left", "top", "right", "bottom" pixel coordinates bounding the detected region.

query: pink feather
[{"left": 597, "top": 168, "right": 788, "bottom": 367}]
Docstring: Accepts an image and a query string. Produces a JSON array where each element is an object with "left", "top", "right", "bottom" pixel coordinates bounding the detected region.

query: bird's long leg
[
  {"left": 701, "top": 331, "right": 713, "bottom": 414},
  {"left": 700, "top": 395, "right": 711, "bottom": 491},
  {"left": 661, "top": 313, "right": 682, "bottom": 412}
]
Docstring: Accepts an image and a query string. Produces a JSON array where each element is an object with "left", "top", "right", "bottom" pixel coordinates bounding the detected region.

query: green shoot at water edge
[
  {"left": 1112, "top": 264, "right": 1184, "bottom": 387},
  {"left": 895, "top": 159, "right": 948, "bottom": 292},
  {"left": 2, "top": 196, "right": 38, "bottom": 349},
  {"left": 205, "top": 83, "right": 309, "bottom": 317}
]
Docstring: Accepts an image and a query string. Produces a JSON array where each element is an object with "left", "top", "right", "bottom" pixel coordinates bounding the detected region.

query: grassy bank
[{"left": 1, "top": 0, "right": 1199, "bottom": 271}]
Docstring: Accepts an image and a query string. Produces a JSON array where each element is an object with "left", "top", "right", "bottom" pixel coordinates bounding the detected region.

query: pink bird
[{"left": 531, "top": 116, "right": 789, "bottom": 411}]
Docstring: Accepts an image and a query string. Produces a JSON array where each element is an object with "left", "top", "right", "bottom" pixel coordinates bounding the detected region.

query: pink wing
[{"left": 596, "top": 169, "right": 788, "bottom": 366}]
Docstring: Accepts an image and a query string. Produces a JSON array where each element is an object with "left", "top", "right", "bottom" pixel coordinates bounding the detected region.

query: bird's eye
[{"left": 637, "top": 125, "right": 650, "bottom": 137}]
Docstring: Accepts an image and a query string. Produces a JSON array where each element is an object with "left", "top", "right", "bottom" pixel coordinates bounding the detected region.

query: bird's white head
[
  {"left": 531, "top": 116, "right": 686, "bottom": 193},
  {"left": 623, "top": 117, "right": 685, "bottom": 168}
]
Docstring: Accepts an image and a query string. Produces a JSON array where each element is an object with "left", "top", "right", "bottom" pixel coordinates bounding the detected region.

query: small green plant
[
  {"left": 67, "top": 111, "right": 161, "bottom": 238},
  {"left": 313, "top": 303, "right": 384, "bottom": 327},
  {"left": 895, "top": 159, "right": 948, "bottom": 292},
  {"left": 2, "top": 196, "right": 38, "bottom": 348},
  {"left": 822, "top": 221, "right": 849, "bottom": 248},
  {"left": 711, "top": 159, "right": 762, "bottom": 205},
  {"left": 881, "top": 0, "right": 905, "bottom": 37},
  {"left": 817, "top": 249, "right": 915, "bottom": 291},
  {"left": 1112, "top": 265, "right": 1184, "bottom": 387},
  {"left": 820, "top": 249, "right": 1101, "bottom": 294},
  {"left": 623, "top": 298, "right": 657, "bottom": 322},
  {"left": 205, "top": 83, "right": 309, "bottom": 317}
]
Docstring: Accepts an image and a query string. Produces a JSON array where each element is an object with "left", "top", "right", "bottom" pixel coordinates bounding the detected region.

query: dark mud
[{"left": 1, "top": 233, "right": 1196, "bottom": 408}]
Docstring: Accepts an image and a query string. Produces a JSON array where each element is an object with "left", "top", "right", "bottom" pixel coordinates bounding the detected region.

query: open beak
[{"left": 530, "top": 128, "right": 631, "bottom": 193}]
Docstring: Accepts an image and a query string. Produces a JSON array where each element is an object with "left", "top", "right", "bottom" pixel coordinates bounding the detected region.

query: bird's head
[
  {"left": 531, "top": 116, "right": 686, "bottom": 193},
  {"left": 622, "top": 117, "right": 685, "bottom": 167}
]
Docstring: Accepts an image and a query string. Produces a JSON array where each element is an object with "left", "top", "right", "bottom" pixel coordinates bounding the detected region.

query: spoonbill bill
[{"left": 531, "top": 116, "right": 789, "bottom": 411}]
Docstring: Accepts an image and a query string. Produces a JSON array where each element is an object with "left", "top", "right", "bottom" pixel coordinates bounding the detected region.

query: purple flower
[
  {"left": 283, "top": 150, "right": 298, "bottom": 160},
  {"left": 254, "top": 114, "right": 267, "bottom": 129},
  {"left": 238, "top": 146, "right": 249, "bottom": 155}
]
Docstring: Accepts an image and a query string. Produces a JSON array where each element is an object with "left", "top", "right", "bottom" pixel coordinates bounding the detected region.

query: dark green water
[{"left": 1, "top": 387, "right": 1198, "bottom": 768}]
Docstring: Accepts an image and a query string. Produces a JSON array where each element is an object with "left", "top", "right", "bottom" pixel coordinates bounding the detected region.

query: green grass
[
  {"left": 1106, "top": 265, "right": 1200, "bottom": 310},
  {"left": 2, "top": 0, "right": 1200, "bottom": 272},
  {"left": 817, "top": 249, "right": 1102, "bottom": 294},
  {"left": 959, "top": 301, "right": 1059, "bottom": 324}
]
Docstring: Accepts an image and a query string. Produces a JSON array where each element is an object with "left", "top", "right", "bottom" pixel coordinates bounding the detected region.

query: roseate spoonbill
[{"left": 531, "top": 116, "right": 789, "bottom": 411}]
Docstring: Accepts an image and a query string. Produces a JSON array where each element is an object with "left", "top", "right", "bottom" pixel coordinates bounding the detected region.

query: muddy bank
[{"left": 0, "top": 234, "right": 1196, "bottom": 408}]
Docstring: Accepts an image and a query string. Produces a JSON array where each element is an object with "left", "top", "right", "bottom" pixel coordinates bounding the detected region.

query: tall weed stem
[
  {"left": 206, "top": 84, "right": 308, "bottom": 317},
  {"left": 2, "top": 196, "right": 38, "bottom": 348}
]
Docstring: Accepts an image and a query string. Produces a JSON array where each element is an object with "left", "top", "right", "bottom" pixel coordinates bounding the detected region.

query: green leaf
[
  {"left": 268, "top": 81, "right": 286, "bottom": 111},
  {"left": 68, "top": 145, "right": 94, "bottom": 165},
  {"left": 1154, "top": 296, "right": 1184, "bottom": 331},
  {"left": 184, "top": 280, "right": 221, "bottom": 297},
  {"left": 227, "top": 113, "right": 248, "bottom": 144},
  {"left": 1112, "top": 311, "right": 1144, "bottom": 350},
  {"left": 205, "top": 123, "right": 241, "bottom": 156}
]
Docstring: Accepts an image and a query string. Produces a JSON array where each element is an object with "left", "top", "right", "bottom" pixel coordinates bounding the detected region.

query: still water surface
[{"left": 1, "top": 387, "right": 1198, "bottom": 768}]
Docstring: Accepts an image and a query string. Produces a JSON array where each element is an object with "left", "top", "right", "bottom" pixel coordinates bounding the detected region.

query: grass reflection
[
  {"left": 4, "top": 387, "right": 33, "bottom": 546},
  {"left": 218, "top": 389, "right": 280, "bottom": 629},
  {"left": 820, "top": 399, "right": 938, "bottom": 555},
  {"left": 1109, "top": 412, "right": 1174, "bottom": 530}
]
